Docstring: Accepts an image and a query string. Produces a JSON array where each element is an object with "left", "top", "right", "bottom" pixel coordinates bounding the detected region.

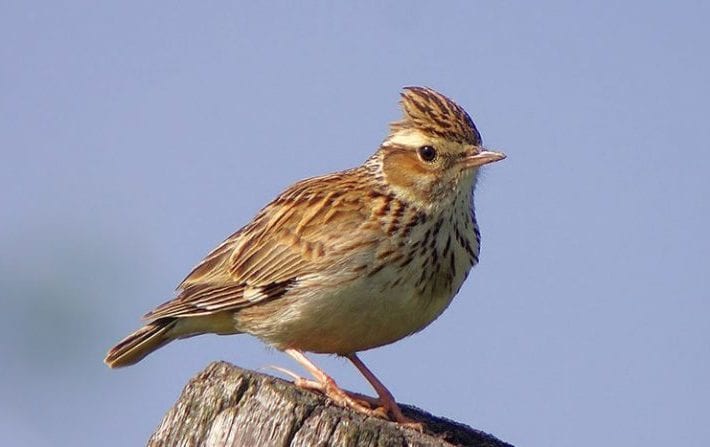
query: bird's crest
[{"left": 391, "top": 86, "right": 482, "bottom": 145}]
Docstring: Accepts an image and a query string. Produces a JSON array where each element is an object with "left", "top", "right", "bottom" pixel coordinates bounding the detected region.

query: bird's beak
[{"left": 460, "top": 148, "right": 506, "bottom": 169}]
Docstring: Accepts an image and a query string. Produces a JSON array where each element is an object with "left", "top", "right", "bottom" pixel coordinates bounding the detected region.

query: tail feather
[{"left": 104, "top": 319, "right": 177, "bottom": 368}]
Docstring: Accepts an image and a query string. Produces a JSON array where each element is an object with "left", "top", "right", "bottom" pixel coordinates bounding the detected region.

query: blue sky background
[{"left": 1, "top": 2, "right": 708, "bottom": 446}]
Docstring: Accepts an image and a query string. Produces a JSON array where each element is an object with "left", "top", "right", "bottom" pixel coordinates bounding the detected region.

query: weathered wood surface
[{"left": 148, "top": 361, "right": 513, "bottom": 447}]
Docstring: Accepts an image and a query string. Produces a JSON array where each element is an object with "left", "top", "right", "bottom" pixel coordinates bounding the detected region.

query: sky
[{"left": 1, "top": 2, "right": 708, "bottom": 446}]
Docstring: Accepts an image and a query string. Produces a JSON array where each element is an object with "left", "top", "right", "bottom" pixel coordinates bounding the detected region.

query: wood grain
[{"left": 147, "top": 361, "right": 513, "bottom": 447}]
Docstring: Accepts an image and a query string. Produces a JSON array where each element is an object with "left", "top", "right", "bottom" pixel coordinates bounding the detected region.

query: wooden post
[{"left": 148, "top": 361, "right": 513, "bottom": 447}]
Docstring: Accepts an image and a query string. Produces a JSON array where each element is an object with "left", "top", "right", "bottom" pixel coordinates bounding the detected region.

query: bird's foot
[
  {"left": 281, "top": 349, "right": 423, "bottom": 430},
  {"left": 295, "top": 375, "right": 380, "bottom": 416},
  {"left": 345, "top": 353, "right": 424, "bottom": 431},
  {"left": 272, "top": 366, "right": 421, "bottom": 429},
  {"left": 374, "top": 395, "right": 423, "bottom": 431},
  {"left": 268, "top": 362, "right": 374, "bottom": 414}
]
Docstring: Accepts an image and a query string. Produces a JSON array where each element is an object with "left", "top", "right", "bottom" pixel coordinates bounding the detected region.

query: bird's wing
[{"left": 144, "top": 170, "right": 380, "bottom": 320}]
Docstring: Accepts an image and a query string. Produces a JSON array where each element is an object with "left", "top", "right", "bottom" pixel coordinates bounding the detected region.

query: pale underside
[{"left": 145, "top": 167, "right": 481, "bottom": 354}]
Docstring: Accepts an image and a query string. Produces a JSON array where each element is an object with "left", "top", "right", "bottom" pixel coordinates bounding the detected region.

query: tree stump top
[{"left": 148, "top": 361, "right": 513, "bottom": 447}]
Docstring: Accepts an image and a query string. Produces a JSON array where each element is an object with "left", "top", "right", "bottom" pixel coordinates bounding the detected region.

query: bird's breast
[{"left": 244, "top": 203, "right": 481, "bottom": 354}]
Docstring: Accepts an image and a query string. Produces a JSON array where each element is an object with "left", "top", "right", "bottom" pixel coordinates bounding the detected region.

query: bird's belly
[{"left": 244, "top": 263, "right": 464, "bottom": 354}]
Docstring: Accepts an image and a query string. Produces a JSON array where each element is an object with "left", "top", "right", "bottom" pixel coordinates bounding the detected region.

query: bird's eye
[{"left": 418, "top": 145, "right": 437, "bottom": 162}]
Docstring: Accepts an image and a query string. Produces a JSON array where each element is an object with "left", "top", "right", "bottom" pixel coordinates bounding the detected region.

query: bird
[{"left": 104, "top": 86, "right": 505, "bottom": 427}]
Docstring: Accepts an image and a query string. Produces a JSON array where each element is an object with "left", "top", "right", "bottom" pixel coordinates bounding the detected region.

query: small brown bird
[{"left": 105, "top": 86, "right": 505, "bottom": 426}]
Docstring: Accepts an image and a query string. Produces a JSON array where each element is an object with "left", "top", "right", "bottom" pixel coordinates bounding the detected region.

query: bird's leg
[
  {"left": 284, "top": 349, "right": 374, "bottom": 414},
  {"left": 265, "top": 364, "right": 317, "bottom": 386},
  {"left": 346, "top": 353, "right": 423, "bottom": 429}
]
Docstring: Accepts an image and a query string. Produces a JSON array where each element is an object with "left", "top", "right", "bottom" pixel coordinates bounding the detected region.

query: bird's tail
[{"left": 104, "top": 319, "right": 177, "bottom": 368}]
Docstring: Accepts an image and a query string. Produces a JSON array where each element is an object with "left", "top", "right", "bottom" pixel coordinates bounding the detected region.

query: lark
[{"left": 105, "top": 86, "right": 505, "bottom": 427}]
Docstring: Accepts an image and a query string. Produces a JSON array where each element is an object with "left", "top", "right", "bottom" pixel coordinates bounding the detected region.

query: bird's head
[{"left": 377, "top": 86, "right": 505, "bottom": 207}]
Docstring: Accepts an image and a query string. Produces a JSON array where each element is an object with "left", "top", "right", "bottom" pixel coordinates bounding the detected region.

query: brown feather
[
  {"left": 104, "top": 320, "right": 175, "bottom": 368},
  {"left": 141, "top": 169, "right": 381, "bottom": 323},
  {"left": 392, "top": 86, "right": 482, "bottom": 145},
  {"left": 105, "top": 86, "right": 504, "bottom": 372}
]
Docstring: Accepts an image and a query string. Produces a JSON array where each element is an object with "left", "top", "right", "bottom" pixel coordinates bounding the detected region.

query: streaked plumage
[{"left": 105, "top": 86, "right": 505, "bottom": 427}]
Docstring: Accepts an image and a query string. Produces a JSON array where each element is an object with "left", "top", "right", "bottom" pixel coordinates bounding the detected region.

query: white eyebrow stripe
[{"left": 383, "top": 129, "right": 429, "bottom": 148}]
